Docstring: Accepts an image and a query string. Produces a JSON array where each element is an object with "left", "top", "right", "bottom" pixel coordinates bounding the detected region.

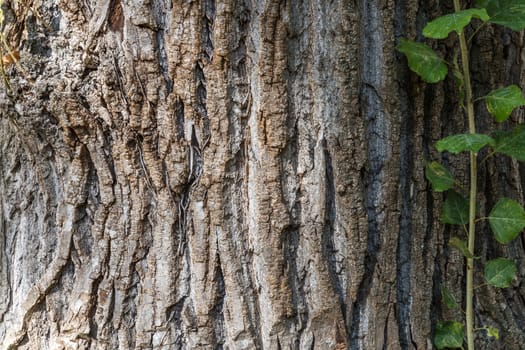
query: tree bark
[{"left": 0, "top": 0, "right": 524, "bottom": 349}]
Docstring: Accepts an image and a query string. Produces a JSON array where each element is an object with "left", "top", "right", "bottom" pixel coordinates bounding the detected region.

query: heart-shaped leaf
[
  {"left": 484, "top": 258, "right": 517, "bottom": 288},
  {"left": 436, "top": 134, "right": 495, "bottom": 154},
  {"left": 441, "top": 285, "right": 459, "bottom": 309},
  {"left": 477, "top": 0, "right": 525, "bottom": 31},
  {"left": 423, "top": 9, "right": 490, "bottom": 39},
  {"left": 484, "top": 85, "right": 525, "bottom": 122},
  {"left": 486, "top": 326, "right": 500, "bottom": 340},
  {"left": 492, "top": 125, "right": 525, "bottom": 161},
  {"left": 441, "top": 191, "right": 469, "bottom": 225},
  {"left": 434, "top": 321, "right": 464, "bottom": 349},
  {"left": 425, "top": 161, "right": 455, "bottom": 192},
  {"left": 449, "top": 236, "right": 474, "bottom": 258},
  {"left": 488, "top": 198, "right": 525, "bottom": 244},
  {"left": 397, "top": 39, "right": 448, "bottom": 83}
]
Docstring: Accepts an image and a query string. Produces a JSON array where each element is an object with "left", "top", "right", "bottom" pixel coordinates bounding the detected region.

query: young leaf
[
  {"left": 484, "top": 258, "right": 517, "bottom": 288},
  {"left": 423, "top": 9, "right": 490, "bottom": 39},
  {"left": 483, "top": 85, "right": 525, "bottom": 122},
  {"left": 476, "top": 0, "right": 525, "bottom": 31},
  {"left": 488, "top": 198, "right": 525, "bottom": 243},
  {"left": 441, "top": 191, "right": 469, "bottom": 225},
  {"left": 486, "top": 326, "right": 500, "bottom": 340},
  {"left": 425, "top": 161, "right": 455, "bottom": 192},
  {"left": 449, "top": 236, "right": 475, "bottom": 258},
  {"left": 396, "top": 39, "right": 448, "bottom": 83},
  {"left": 492, "top": 124, "right": 525, "bottom": 161},
  {"left": 436, "top": 134, "right": 495, "bottom": 154},
  {"left": 434, "top": 321, "right": 464, "bottom": 349},
  {"left": 441, "top": 285, "right": 459, "bottom": 309}
]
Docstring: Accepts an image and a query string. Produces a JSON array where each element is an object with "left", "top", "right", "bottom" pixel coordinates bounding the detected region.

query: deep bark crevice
[
  {"left": 202, "top": 0, "right": 216, "bottom": 64},
  {"left": 283, "top": 224, "right": 307, "bottom": 342},
  {"left": 211, "top": 252, "right": 226, "bottom": 348},
  {"left": 396, "top": 78, "right": 414, "bottom": 350},
  {"left": 194, "top": 62, "right": 210, "bottom": 146},
  {"left": 393, "top": 0, "right": 415, "bottom": 346},
  {"left": 321, "top": 141, "right": 346, "bottom": 319},
  {"left": 151, "top": 0, "right": 173, "bottom": 93},
  {"left": 350, "top": 2, "right": 387, "bottom": 346},
  {"left": 174, "top": 97, "right": 185, "bottom": 141},
  {"left": 165, "top": 296, "right": 186, "bottom": 349}
]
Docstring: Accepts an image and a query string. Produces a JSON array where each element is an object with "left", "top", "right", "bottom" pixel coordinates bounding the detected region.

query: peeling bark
[{"left": 0, "top": 0, "right": 524, "bottom": 349}]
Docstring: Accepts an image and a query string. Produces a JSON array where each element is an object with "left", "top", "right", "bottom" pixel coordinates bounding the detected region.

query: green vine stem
[
  {"left": 453, "top": 0, "right": 476, "bottom": 349},
  {"left": 398, "top": 1, "right": 525, "bottom": 348}
]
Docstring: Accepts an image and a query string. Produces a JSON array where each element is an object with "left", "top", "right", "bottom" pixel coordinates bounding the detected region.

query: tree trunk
[{"left": 0, "top": 0, "right": 524, "bottom": 349}]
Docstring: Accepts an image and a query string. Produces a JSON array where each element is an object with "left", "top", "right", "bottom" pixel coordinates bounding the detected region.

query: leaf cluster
[
  {"left": 398, "top": 0, "right": 525, "bottom": 83},
  {"left": 397, "top": 0, "right": 525, "bottom": 348}
]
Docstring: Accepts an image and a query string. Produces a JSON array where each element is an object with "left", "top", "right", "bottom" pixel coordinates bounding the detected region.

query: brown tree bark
[{"left": 0, "top": 0, "right": 524, "bottom": 349}]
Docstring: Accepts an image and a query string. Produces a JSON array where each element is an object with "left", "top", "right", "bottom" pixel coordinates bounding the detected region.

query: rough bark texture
[{"left": 0, "top": 0, "right": 524, "bottom": 349}]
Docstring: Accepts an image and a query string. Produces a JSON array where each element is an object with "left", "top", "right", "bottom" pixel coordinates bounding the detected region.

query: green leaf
[
  {"left": 396, "top": 39, "right": 448, "bottom": 83},
  {"left": 477, "top": 0, "right": 525, "bottom": 31},
  {"left": 425, "top": 161, "right": 455, "bottom": 192},
  {"left": 434, "top": 321, "right": 464, "bottom": 349},
  {"left": 449, "top": 236, "right": 475, "bottom": 258},
  {"left": 492, "top": 124, "right": 525, "bottom": 161},
  {"left": 488, "top": 198, "right": 525, "bottom": 243},
  {"left": 436, "top": 134, "right": 495, "bottom": 154},
  {"left": 441, "top": 285, "right": 459, "bottom": 309},
  {"left": 484, "top": 85, "right": 525, "bottom": 122},
  {"left": 484, "top": 258, "right": 517, "bottom": 288},
  {"left": 486, "top": 326, "right": 500, "bottom": 340},
  {"left": 441, "top": 191, "right": 469, "bottom": 225},
  {"left": 423, "top": 9, "right": 490, "bottom": 39}
]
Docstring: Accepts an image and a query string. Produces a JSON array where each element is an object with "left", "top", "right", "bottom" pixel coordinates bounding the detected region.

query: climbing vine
[{"left": 398, "top": 1, "right": 525, "bottom": 349}]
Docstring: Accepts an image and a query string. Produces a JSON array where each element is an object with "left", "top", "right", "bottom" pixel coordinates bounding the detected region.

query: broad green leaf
[
  {"left": 484, "top": 85, "right": 525, "bottom": 122},
  {"left": 434, "top": 321, "right": 464, "bottom": 349},
  {"left": 425, "top": 161, "right": 455, "bottom": 192},
  {"left": 396, "top": 39, "right": 448, "bottom": 83},
  {"left": 449, "top": 236, "right": 474, "bottom": 258},
  {"left": 441, "top": 285, "right": 458, "bottom": 309},
  {"left": 476, "top": 0, "right": 525, "bottom": 31},
  {"left": 492, "top": 124, "right": 525, "bottom": 161},
  {"left": 484, "top": 258, "right": 517, "bottom": 288},
  {"left": 436, "top": 134, "right": 495, "bottom": 154},
  {"left": 441, "top": 191, "right": 469, "bottom": 225},
  {"left": 486, "top": 326, "right": 500, "bottom": 339},
  {"left": 423, "top": 9, "right": 490, "bottom": 39},
  {"left": 488, "top": 198, "right": 525, "bottom": 243}
]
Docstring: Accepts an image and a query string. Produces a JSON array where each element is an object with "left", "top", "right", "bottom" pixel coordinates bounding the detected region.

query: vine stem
[{"left": 453, "top": 1, "right": 476, "bottom": 349}]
